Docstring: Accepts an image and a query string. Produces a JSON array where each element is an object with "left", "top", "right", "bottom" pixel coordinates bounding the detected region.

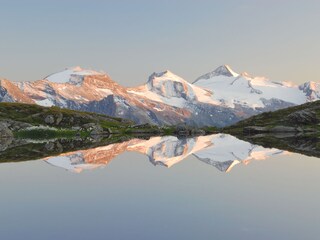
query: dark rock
[
  {"left": 9, "top": 121, "right": 32, "bottom": 131},
  {"left": 0, "top": 122, "right": 13, "bottom": 138},
  {"left": 82, "top": 123, "right": 104, "bottom": 135},
  {"left": 270, "top": 126, "right": 298, "bottom": 132},
  {"left": 286, "top": 109, "right": 318, "bottom": 125},
  {"left": 82, "top": 123, "right": 97, "bottom": 130},
  {"left": 190, "top": 129, "right": 206, "bottom": 135},
  {"left": 90, "top": 125, "right": 103, "bottom": 136},
  {"left": 45, "top": 115, "right": 55, "bottom": 124},
  {"left": 244, "top": 125, "right": 302, "bottom": 134},
  {"left": 243, "top": 126, "right": 268, "bottom": 134},
  {"left": 106, "top": 128, "right": 112, "bottom": 134},
  {"left": 55, "top": 141, "right": 63, "bottom": 153},
  {"left": 45, "top": 142, "right": 55, "bottom": 151},
  {"left": 69, "top": 116, "right": 74, "bottom": 124},
  {"left": 0, "top": 132, "right": 13, "bottom": 151},
  {"left": 56, "top": 113, "right": 63, "bottom": 125},
  {"left": 71, "top": 126, "right": 81, "bottom": 131},
  {"left": 131, "top": 123, "right": 152, "bottom": 128}
]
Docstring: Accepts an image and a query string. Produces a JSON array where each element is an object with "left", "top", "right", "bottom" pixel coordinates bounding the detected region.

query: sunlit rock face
[
  {"left": 43, "top": 134, "right": 287, "bottom": 173},
  {"left": 1, "top": 65, "right": 319, "bottom": 127}
]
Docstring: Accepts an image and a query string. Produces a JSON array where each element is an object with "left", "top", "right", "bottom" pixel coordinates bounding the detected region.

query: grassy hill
[
  {"left": 225, "top": 100, "right": 320, "bottom": 134},
  {"left": 223, "top": 101, "right": 320, "bottom": 158},
  {"left": 0, "top": 102, "right": 164, "bottom": 138},
  {"left": 0, "top": 102, "right": 131, "bottom": 126}
]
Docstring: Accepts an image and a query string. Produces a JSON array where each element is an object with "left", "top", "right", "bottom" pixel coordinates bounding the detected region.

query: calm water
[{"left": 0, "top": 134, "right": 319, "bottom": 240}]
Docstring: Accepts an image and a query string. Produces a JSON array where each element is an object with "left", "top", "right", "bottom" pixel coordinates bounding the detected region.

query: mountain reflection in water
[{"left": 38, "top": 134, "right": 288, "bottom": 173}]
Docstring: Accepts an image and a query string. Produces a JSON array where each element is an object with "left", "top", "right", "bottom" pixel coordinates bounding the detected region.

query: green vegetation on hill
[
  {"left": 0, "top": 102, "right": 207, "bottom": 139},
  {"left": 0, "top": 102, "right": 131, "bottom": 128},
  {"left": 0, "top": 102, "right": 139, "bottom": 138},
  {"left": 224, "top": 100, "right": 320, "bottom": 134},
  {"left": 223, "top": 101, "right": 320, "bottom": 158}
]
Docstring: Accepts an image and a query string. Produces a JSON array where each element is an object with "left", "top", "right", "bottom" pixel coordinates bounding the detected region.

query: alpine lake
[{"left": 0, "top": 133, "right": 319, "bottom": 240}]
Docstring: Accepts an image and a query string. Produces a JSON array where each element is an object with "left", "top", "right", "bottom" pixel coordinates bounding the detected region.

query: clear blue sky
[{"left": 0, "top": 0, "right": 319, "bottom": 85}]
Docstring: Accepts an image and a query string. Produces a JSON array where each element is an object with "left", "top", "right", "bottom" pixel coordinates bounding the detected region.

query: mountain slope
[{"left": 0, "top": 79, "right": 34, "bottom": 103}]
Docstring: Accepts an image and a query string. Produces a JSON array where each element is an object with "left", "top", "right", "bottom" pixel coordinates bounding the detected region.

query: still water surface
[{"left": 0, "top": 134, "right": 319, "bottom": 240}]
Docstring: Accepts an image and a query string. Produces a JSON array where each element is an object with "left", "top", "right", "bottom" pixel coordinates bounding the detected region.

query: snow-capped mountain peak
[
  {"left": 193, "top": 64, "right": 239, "bottom": 84},
  {"left": 126, "top": 70, "right": 217, "bottom": 109},
  {"left": 44, "top": 66, "right": 105, "bottom": 85},
  {"left": 214, "top": 64, "right": 239, "bottom": 77},
  {"left": 1, "top": 64, "right": 320, "bottom": 128},
  {"left": 193, "top": 65, "right": 310, "bottom": 109},
  {"left": 147, "top": 70, "right": 186, "bottom": 84},
  {"left": 145, "top": 70, "right": 195, "bottom": 99}
]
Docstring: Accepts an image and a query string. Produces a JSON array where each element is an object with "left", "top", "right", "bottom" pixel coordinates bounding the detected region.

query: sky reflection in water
[{"left": 0, "top": 134, "right": 319, "bottom": 240}]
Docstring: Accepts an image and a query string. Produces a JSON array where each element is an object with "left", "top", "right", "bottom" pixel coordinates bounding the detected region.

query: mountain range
[{"left": 1, "top": 65, "right": 319, "bottom": 127}]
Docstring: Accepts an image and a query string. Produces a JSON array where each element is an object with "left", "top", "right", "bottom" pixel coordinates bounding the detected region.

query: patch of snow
[
  {"left": 194, "top": 72, "right": 307, "bottom": 108},
  {"left": 97, "top": 88, "right": 114, "bottom": 95},
  {"left": 35, "top": 99, "right": 54, "bottom": 107},
  {"left": 45, "top": 66, "right": 104, "bottom": 84},
  {"left": 193, "top": 134, "right": 286, "bottom": 172},
  {"left": 127, "top": 135, "right": 213, "bottom": 168},
  {"left": 45, "top": 153, "right": 104, "bottom": 173},
  {"left": 129, "top": 70, "right": 219, "bottom": 108}
]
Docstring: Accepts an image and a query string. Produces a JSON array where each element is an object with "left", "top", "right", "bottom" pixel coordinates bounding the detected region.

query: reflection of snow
[
  {"left": 193, "top": 134, "right": 287, "bottom": 172},
  {"left": 43, "top": 134, "right": 287, "bottom": 173},
  {"left": 46, "top": 153, "right": 104, "bottom": 173}
]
